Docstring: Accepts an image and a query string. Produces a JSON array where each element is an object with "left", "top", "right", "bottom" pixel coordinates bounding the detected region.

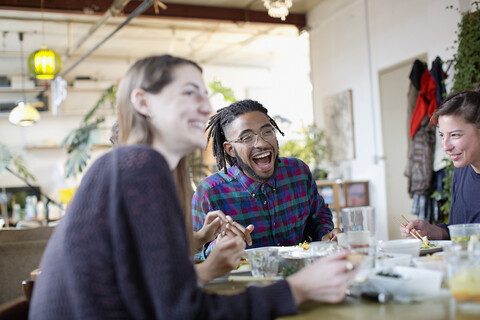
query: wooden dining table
[{"left": 203, "top": 279, "right": 479, "bottom": 320}]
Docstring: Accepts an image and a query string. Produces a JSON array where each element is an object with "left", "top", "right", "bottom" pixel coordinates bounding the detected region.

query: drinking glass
[
  {"left": 341, "top": 206, "right": 376, "bottom": 257},
  {"left": 446, "top": 244, "right": 480, "bottom": 312},
  {"left": 246, "top": 247, "right": 279, "bottom": 278}
]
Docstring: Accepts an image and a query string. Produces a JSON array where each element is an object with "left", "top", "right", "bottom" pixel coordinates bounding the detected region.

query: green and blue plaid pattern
[{"left": 192, "top": 157, "right": 333, "bottom": 257}]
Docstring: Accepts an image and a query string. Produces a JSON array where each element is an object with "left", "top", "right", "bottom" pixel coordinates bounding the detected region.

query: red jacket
[{"left": 410, "top": 70, "right": 437, "bottom": 137}]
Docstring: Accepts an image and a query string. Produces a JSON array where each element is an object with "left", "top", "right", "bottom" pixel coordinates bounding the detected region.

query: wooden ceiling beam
[{"left": 0, "top": 1, "right": 306, "bottom": 30}]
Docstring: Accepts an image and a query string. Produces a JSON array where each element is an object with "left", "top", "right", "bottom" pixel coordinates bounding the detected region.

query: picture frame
[{"left": 321, "top": 89, "right": 355, "bottom": 162}]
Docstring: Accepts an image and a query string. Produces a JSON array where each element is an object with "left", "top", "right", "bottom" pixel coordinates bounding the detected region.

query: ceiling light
[
  {"left": 9, "top": 102, "right": 40, "bottom": 126},
  {"left": 9, "top": 32, "right": 41, "bottom": 127},
  {"left": 28, "top": 0, "right": 62, "bottom": 79},
  {"left": 263, "top": 0, "right": 293, "bottom": 21},
  {"left": 28, "top": 46, "right": 62, "bottom": 80}
]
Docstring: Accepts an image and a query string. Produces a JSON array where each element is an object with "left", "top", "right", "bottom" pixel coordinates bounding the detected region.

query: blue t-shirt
[{"left": 438, "top": 165, "right": 480, "bottom": 236}]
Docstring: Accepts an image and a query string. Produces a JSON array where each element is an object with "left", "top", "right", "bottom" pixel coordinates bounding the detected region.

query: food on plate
[
  {"left": 236, "top": 259, "right": 250, "bottom": 271},
  {"left": 375, "top": 271, "right": 402, "bottom": 279},
  {"left": 297, "top": 241, "right": 310, "bottom": 250}
]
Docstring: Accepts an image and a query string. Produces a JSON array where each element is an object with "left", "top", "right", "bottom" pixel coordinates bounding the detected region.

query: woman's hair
[
  {"left": 432, "top": 88, "right": 480, "bottom": 129},
  {"left": 205, "top": 99, "right": 284, "bottom": 173},
  {"left": 116, "top": 55, "right": 201, "bottom": 254},
  {"left": 116, "top": 54, "right": 202, "bottom": 146}
]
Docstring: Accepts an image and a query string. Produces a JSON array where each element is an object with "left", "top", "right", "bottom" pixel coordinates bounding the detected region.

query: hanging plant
[
  {"left": 61, "top": 85, "right": 116, "bottom": 178},
  {"left": 450, "top": 1, "right": 480, "bottom": 91}
]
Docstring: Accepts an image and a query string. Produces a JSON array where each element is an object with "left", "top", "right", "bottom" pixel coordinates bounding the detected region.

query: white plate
[{"left": 419, "top": 240, "right": 451, "bottom": 255}]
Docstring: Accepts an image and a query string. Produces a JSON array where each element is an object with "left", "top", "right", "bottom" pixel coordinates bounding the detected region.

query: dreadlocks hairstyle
[{"left": 205, "top": 99, "right": 284, "bottom": 173}]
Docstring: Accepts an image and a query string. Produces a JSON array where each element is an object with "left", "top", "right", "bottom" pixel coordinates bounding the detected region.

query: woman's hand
[
  {"left": 399, "top": 219, "right": 449, "bottom": 240},
  {"left": 286, "top": 250, "right": 358, "bottom": 305},
  {"left": 193, "top": 210, "right": 228, "bottom": 250},
  {"left": 194, "top": 233, "right": 246, "bottom": 284}
]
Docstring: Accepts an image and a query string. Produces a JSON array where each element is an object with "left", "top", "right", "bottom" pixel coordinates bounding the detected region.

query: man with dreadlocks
[{"left": 192, "top": 99, "right": 339, "bottom": 258}]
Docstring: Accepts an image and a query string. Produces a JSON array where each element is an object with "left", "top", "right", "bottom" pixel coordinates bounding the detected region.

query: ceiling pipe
[
  {"left": 60, "top": 0, "right": 156, "bottom": 78},
  {"left": 64, "top": 0, "right": 132, "bottom": 61}
]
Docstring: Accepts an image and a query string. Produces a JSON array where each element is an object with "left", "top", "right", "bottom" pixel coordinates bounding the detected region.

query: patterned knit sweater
[{"left": 29, "top": 145, "right": 296, "bottom": 319}]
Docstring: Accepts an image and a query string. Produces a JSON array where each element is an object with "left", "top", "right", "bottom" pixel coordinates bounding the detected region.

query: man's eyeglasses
[{"left": 228, "top": 128, "right": 276, "bottom": 147}]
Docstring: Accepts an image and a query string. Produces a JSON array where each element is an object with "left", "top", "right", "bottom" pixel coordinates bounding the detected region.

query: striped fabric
[{"left": 192, "top": 157, "right": 333, "bottom": 257}]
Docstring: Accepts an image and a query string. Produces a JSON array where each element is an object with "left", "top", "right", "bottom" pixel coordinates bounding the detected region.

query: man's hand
[
  {"left": 193, "top": 211, "right": 255, "bottom": 251},
  {"left": 322, "top": 228, "right": 342, "bottom": 241},
  {"left": 224, "top": 215, "right": 254, "bottom": 246}
]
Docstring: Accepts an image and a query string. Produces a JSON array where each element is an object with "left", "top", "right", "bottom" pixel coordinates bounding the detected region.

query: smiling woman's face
[
  {"left": 439, "top": 114, "right": 480, "bottom": 173},
  {"left": 147, "top": 64, "right": 212, "bottom": 158}
]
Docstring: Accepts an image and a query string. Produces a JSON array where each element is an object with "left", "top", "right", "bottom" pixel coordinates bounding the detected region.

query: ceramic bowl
[{"left": 378, "top": 239, "right": 421, "bottom": 257}]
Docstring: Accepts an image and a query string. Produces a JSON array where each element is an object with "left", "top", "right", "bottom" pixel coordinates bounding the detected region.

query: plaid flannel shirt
[{"left": 192, "top": 157, "right": 333, "bottom": 258}]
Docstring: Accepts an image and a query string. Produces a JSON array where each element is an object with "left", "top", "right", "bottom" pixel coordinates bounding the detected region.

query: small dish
[
  {"left": 369, "top": 266, "right": 443, "bottom": 300},
  {"left": 377, "top": 239, "right": 421, "bottom": 257},
  {"left": 375, "top": 252, "right": 412, "bottom": 269}
]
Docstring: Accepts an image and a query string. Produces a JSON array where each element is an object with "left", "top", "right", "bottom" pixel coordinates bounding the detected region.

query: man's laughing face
[{"left": 223, "top": 111, "right": 279, "bottom": 182}]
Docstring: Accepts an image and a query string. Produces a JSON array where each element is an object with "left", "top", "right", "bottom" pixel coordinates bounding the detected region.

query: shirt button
[
  {"left": 263, "top": 201, "right": 267, "bottom": 205},
  {"left": 252, "top": 193, "right": 255, "bottom": 197}
]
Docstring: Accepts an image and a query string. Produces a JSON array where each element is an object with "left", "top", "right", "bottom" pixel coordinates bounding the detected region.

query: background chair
[{"left": 0, "top": 227, "right": 54, "bottom": 304}]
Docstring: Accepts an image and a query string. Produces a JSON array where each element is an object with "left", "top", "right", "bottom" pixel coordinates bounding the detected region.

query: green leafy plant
[
  {"left": 431, "top": 159, "right": 454, "bottom": 222},
  {"left": 61, "top": 85, "right": 116, "bottom": 178},
  {"left": 449, "top": 1, "right": 480, "bottom": 92},
  {"left": 208, "top": 80, "right": 237, "bottom": 102},
  {"left": 281, "top": 124, "right": 330, "bottom": 179},
  {"left": 0, "top": 144, "right": 36, "bottom": 183}
]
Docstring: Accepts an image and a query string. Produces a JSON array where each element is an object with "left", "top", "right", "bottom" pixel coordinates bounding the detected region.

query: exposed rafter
[{"left": 0, "top": 0, "right": 306, "bottom": 30}]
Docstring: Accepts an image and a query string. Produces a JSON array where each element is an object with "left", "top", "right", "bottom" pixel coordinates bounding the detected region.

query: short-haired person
[
  {"left": 192, "top": 99, "right": 340, "bottom": 257},
  {"left": 30, "top": 55, "right": 358, "bottom": 319},
  {"left": 401, "top": 89, "right": 480, "bottom": 240}
]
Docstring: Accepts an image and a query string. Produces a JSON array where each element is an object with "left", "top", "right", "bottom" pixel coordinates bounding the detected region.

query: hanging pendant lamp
[
  {"left": 9, "top": 102, "right": 40, "bottom": 126},
  {"left": 28, "top": 46, "right": 62, "bottom": 80},
  {"left": 28, "top": 0, "right": 62, "bottom": 80},
  {"left": 9, "top": 32, "right": 40, "bottom": 127}
]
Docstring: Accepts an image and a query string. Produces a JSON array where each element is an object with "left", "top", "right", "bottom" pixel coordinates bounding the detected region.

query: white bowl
[
  {"left": 413, "top": 255, "right": 446, "bottom": 282},
  {"left": 369, "top": 266, "right": 443, "bottom": 300},
  {"left": 376, "top": 252, "right": 412, "bottom": 269},
  {"left": 378, "top": 239, "right": 421, "bottom": 257}
]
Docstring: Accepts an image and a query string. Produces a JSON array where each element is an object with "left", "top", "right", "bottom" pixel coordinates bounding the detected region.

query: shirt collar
[{"left": 231, "top": 165, "right": 277, "bottom": 197}]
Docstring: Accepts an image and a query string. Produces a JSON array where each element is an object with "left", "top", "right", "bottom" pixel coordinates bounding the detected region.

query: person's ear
[
  {"left": 223, "top": 141, "right": 236, "bottom": 158},
  {"left": 130, "top": 88, "right": 150, "bottom": 117}
]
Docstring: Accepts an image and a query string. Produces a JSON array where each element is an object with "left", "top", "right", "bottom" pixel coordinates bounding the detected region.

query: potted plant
[{"left": 280, "top": 124, "right": 330, "bottom": 180}]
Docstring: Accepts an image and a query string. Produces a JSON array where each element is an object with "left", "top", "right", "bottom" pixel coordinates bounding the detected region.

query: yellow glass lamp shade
[
  {"left": 9, "top": 102, "right": 40, "bottom": 126},
  {"left": 27, "top": 46, "right": 62, "bottom": 80}
]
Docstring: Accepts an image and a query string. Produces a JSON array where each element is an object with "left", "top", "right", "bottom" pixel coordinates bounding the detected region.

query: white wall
[
  {"left": 0, "top": 36, "right": 312, "bottom": 203},
  {"left": 307, "top": 0, "right": 465, "bottom": 240}
]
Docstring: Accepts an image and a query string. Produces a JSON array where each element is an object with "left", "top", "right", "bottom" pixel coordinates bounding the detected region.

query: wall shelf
[
  {"left": 317, "top": 180, "right": 369, "bottom": 228},
  {"left": 24, "top": 144, "right": 111, "bottom": 151}
]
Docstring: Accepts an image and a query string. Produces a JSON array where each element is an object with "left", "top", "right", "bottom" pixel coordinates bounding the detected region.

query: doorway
[{"left": 379, "top": 54, "right": 427, "bottom": 240}]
